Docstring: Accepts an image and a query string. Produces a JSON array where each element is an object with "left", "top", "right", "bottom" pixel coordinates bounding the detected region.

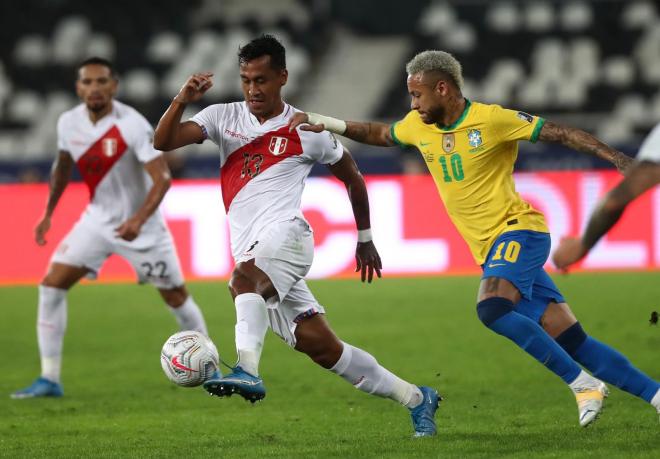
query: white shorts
[
  {"left": 237, "top": 217, "right": 323, "bottom": 346},
  {"left": 51, "top": 215, "right": 184, "bottom": 289}
]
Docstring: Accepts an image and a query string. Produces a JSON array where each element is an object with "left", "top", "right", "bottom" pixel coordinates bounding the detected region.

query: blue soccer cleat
[
  {"left": 409, "top": 386, "right": 441, "bottom": 437},
  {"left": 11, "top": 377, "right": 63, "bottom": 399},
  {"left": 203, "top": 365, "right": 266, "bottom": 403}
]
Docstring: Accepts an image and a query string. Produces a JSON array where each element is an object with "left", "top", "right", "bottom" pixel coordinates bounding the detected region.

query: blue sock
[
  {"left": 477, "top": 297, "right": 581, "bottom": 384},
  {"left": 556, "top": 322, "right": 660, "bottom": 402}
]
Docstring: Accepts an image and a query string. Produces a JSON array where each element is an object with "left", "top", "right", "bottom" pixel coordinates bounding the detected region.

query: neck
[
  {"left": 255, "top": 100, "right": 285, "bottom": 124},
  {"left": 87, "top": 101, "right": 113, "bottom": 124},
  {"left": 438, "top": 95, "right": 465, "bottom": 127}
]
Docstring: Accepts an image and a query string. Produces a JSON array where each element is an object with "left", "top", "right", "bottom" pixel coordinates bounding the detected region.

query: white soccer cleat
[{"left": 573, "top": 380, "right": 609, "bottom": 427}]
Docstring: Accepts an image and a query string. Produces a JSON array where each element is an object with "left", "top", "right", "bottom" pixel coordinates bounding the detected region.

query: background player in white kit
[
  {"left": 154, "top": 35, "right": 440, "bottom": 437},
  {"left": 11, "top": 57, "right": 208, "bottom": 399}
]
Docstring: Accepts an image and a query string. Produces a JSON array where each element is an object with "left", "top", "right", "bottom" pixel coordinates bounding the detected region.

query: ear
[
  {"left": 434, "top": 79, "right": 449, "bottom": 96},
  {"left": 280, "top": 69, "right": 288, "bottom": 87}
]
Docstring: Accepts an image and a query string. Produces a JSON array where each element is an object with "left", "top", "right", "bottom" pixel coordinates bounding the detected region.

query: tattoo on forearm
[
  {"left": 541, "top": 121, "right": 630, "bottom": 169},
  {"left": 345, "top": 122, "right": 372, "bottom": 143}
]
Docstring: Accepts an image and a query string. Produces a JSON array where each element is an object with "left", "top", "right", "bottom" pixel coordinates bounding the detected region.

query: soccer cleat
[
  {"left": 574, "top": 380, "right": 609, "bottom": 427},
  {"left": 10, "top": 377, "right": 63, "bottom": 399},
  {"left": 203, "top": 365, "right": 265, "bottom": 403},
  {"left": 409, "top": 386, "right": 441, "bottom": 437}
]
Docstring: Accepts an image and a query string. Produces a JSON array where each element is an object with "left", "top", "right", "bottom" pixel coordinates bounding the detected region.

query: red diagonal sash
[
  {"left": 76, "top": 125, "right": 128, "bottom": 200},
  {"left": 221, "top": 125, "right": 303, "bottom": 211}
]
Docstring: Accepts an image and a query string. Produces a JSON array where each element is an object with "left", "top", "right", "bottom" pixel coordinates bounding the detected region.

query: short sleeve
[
  {"left": 490, "top": 105, "right": 545, "bottom": 144},
  {"left": 390, "top": 111, "right": 418, "bottom": 147},
  {"left": 190, "top": 104, "right": 224, "bottom": 145},
  {"left": 313, "top": 131, "right": 344, "bottom": 165},
  {"left": 132, "top": 116, "right": 161, "bottom": 163},
  {"left": 637, "top": 124, "right": 660, "bottom": 163},
  {"left": 56, "top": 114, "right": 69, "bottom": 152}
]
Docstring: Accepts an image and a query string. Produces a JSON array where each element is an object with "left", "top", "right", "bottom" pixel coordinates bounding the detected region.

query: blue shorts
[{"left": 481, "top": 230, "right": 565, "bottom": 323}]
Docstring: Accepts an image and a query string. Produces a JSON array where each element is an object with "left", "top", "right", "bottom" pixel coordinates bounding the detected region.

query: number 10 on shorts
[{"left": 491, "top": 240, "right": 521, "bottom": 263}]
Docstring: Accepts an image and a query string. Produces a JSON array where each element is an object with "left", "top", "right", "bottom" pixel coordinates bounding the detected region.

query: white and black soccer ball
[{"left": 160, "top": 331, "right": 219, "bottom": 387}]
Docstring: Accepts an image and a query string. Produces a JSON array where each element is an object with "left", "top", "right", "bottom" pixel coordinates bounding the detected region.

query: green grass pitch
[{"left": 1, "top": 273, "right": 659, "bottom": 458}]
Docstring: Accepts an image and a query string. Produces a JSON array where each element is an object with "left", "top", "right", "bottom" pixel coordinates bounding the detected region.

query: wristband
[
  {"left": 306, "top": 112, "right": 347, "bottom": 135},
  {"left": 357, "top": 228, "right": 373, "bottom": 243}
]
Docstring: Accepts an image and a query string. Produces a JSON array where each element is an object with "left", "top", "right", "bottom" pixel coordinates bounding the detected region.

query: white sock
[
  {"left": 234, "top": 293, "right": 268, "bottom": 376},
  {"left": 569, "top": 370, "right": 599, "bottom": 392},
  {"left": 651, "top": 388, "right": 660, "bottom": 411},
  {"left": 37, "top": 285, "right": 67, "bottom": 384},
  {"left": 169, "top": 296, "right": 208, "bottom": 335},
  {"left": 330, "top": 342, "right": 423, "bottom": 409}
]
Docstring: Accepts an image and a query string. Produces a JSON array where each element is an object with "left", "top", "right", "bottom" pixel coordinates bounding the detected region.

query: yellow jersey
[{"left": 391, "top": 100, "right": 549, "bottom": 265}]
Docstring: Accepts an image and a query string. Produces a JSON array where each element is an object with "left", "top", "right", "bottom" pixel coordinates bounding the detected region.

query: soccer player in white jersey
[
  {"left": 154, "top": 35, "right": 440, "bottom": 437},
  {"left": 11, "top": 57, "right": 208, "bottom": 399}
]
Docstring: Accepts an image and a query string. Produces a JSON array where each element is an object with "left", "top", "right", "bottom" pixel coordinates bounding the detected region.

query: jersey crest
[
  {"left": 220, "top": 125, "right": 303, "bottom": 211},
  {"left": 76, "top": 125, "right": 128, "bottom": 200}
]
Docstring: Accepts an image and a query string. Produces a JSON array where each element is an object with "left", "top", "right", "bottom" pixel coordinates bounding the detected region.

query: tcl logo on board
[{"left": 1, "top": 172, "right": 658, "bottom": 283}]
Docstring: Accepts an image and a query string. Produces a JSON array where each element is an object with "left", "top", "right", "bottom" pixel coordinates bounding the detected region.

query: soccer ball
[{"left": 160, "top": 331, "right": 219, "bottom": 387}]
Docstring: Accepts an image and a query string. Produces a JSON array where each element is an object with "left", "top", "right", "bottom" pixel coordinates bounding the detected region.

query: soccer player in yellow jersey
[{"left": 289, "top": 50, "right": 660, "bottom": 427}]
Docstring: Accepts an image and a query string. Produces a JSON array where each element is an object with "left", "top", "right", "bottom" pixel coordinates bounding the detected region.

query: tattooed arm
[
  {"left": 552, "top": 160, "right": 660, "bottom": 269},
  {"left": 288, "top": 112, "right": 396, "bottom": 147},
  {"left": 538, "top": 120, "right": 632, "bottom": 173}
]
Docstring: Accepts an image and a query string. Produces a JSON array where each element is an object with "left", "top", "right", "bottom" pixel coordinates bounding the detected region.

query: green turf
[{"left": 1, "top": 273, "right": 659, "bottom": 458}]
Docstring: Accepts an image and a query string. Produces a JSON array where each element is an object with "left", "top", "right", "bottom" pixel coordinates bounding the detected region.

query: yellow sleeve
[
  {"left": 489, "top": 105, "right": 545, "bottom": 144},
  {"left": 390, "top": 111, "right": 419, "bottom": 147}
]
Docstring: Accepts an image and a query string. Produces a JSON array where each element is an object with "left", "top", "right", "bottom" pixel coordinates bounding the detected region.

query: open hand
[
  {"left": 355, "top": 241, "right": 382, "bottom": 283},
  {"left": 34, "top": 216, "right": 51, "bottom": 245},
  {"left": 115, "top": 216, "right": 144, "bottom": 241},
  {"left": 288, "top": 112, "right": 325, "bottom": 133},
  {"left": 174, "top": 72, "right": 214, "bottom": 104},
  {"left": 552, "top": 237, "right": 587, "bottom": 271}
]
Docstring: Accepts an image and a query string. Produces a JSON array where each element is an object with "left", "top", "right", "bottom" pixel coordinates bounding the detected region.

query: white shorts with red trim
[
  {"left": 236, "top": 217, "right": 324, "bottom": 346},
  {"left": 51, "top": 214, "right": 184, "bottom": 289}
]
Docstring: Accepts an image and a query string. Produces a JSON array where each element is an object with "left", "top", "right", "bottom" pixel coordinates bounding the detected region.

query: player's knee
[
  {"left": 159, "top": 286, "right": 187, "bottom": 308},
  {"left": 295, "top": 323, "right": 342, "bottom": 368},
  {"left": 555, "top": 322, "right": 587, "bottom": 356},
  {"left": 476, "top": 297, "right": 515, "bottom": 327}
]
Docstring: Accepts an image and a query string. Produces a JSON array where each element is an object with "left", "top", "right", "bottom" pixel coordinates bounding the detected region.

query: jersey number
[
  {"left": 491, "top": 241, "right": 521, "bottom": 263},
  {"left": 141, "top": 261, "right": 168, "bottom": 278},
  {"left": 241, "top": 153, "right": 264, "bottom": 179},
  {"left": 439, "top": 153, "right": 464, "bottom": 182}
]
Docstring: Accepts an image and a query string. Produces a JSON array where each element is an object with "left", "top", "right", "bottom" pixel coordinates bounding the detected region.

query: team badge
[
  {"left": 467, "top": 129, "right": 482, "bottom": 148},
  {"left": 442, "top": 134, "right": 454, "bottom": 153},
  {"left": 102, "top": 138, "right": 117, "bottom": 157},
  {"left": 269, "top": 136, "right": 288, "bottom": 155}
]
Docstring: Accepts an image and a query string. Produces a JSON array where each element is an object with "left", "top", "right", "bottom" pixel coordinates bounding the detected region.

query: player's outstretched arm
[
  {"left": 154, "top": 72, "right": 213, "bottom": 151},
  {"left": 288, "top": 112, "right": 396, "bottom": 147},
  {"left": 552, "top": 160, "right": 660, "bottom": 269},
  {"left": 327, "top": 149, "right": 382, "bottom": 283},
  {"left": 115, "top": 156, "right": 172, "bottom": 241},
  {"left": 35, "top": 151, "right": 74, "bottom": 245},
  {"left": 538, "top": 120, "right": 633, "bottom": 173}
]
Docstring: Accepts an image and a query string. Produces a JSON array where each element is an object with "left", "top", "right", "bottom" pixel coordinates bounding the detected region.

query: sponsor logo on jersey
[
  {"left": 102, "top": 138, "right": 117, "bottom": 157},
  {"left": 423, "top": 152, "right": 435, "bottom": 162},
  {"left": 442, "top": 134, "right": 454, "bottom": 153},
  {"left": 516, "top": 111, "right": 534, "bottom": 123},
  {"left": 269, "top": 136, "right": 288, "bottom": 155},
  {"left": 467, "top": 129, "right": 482, "bottom": 148},
  {"left": 224, "top": 129, "right": 250, "bottom": 142}
]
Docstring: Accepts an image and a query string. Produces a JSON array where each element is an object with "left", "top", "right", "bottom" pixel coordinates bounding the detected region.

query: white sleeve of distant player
[
  {"left": 190, "top": 104, "right": 224, "bottom": 145},
  {"left": 637, "top": 124, "right": 660, "bottom": 163},
  {"left": 311, "top": 131, "right": 344, "bottom": 165},
  {"left": 132, "top": 117, "right": 162, "bottom": 163},
  {"left": 56, "top": 114, "right": 69, "bottom": 152}
]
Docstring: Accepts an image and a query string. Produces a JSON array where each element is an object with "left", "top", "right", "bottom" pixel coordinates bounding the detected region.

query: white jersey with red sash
[
  {"left": 190, "top": 102, "right": 344, "bottom": 260},
  {"left": 56, "top": 101, "right": 165, "bottom": 247}
]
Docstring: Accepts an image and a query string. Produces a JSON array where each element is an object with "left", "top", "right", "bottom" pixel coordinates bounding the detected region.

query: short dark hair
[
  {"left": 238, "top": 35, "right": 286, "bottom": 70},
  {"left": 77, "top": 56, "right": 117, "bottom": 79}
]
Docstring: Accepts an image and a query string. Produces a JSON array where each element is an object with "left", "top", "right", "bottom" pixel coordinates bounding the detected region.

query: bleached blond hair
[{"left": 405, "top": 50, "right": 464, "bottom": 89}]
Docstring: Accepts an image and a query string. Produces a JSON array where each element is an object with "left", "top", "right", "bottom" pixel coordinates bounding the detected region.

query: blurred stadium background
[
  {"left": 2, "top": 0, "right": 660, "bottom": 182},
  {"left": 3, "top": 0, "right": 660, "bottom": 283}
]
